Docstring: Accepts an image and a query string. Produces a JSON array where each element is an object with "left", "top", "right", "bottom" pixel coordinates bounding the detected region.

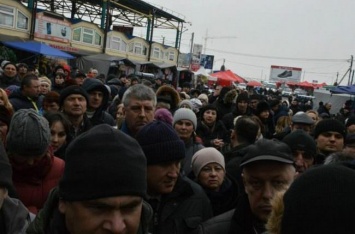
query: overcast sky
[{"left": 142, "top": 0, "right": 355, "bottom": 85}]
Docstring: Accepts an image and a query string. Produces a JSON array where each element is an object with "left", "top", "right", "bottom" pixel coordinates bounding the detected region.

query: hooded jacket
[{"left": 81, "top": 79, "right": 115, "bottom": 126}]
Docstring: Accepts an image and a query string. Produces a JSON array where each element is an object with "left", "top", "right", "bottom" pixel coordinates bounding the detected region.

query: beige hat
[{"left": 191, "top": 147, "right": 225, "bottom": 176}]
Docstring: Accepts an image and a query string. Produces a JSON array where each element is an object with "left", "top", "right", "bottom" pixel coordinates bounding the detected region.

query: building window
[
  {"left": 121, "top": 41, "right": 127, "bottom": 51},
  {"left": 95, "top": 32, "right": 101, "bottom": 45},
  {"left": 134, "top": 42, "right": 142, "bottom": 54},
  {"left": 111, "top": 36, "right": 121, "bottom": 50},
  {"left": 83, "top": 28, "right": 94, "bottom": 44},
  {"left": 153, "top": 47, "right": 160, "bottom": 58},
  {"left": 169, "top": 51, "right": 175, "bottom": 61},
  {"left": 0, "top": 5, "right": 14, "bottom": 27},
  {"left": 17, "top": 11, "right": 28, "bottom": 30},
  {"left": 73, "top": 28, "right": 81, "bottom": 41}
]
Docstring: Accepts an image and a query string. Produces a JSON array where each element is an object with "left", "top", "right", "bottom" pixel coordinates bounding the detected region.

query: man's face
[
  {"left": 249, "top": 99, "right": 259, "bottom": 110},
  {"left": 347, "top": 125, "right": 355, "bottom": 134},
  {"left": 62, "top": 94, "right": 87, "bottom": 117},
  {"left": 75, "top": 77, "right": 85, "bottom": 86},
  {"left": 237, "top": 101, "right": 248, "bottom": 113},
  {"left": 316, "top": 131, "right": 344, "bottom": 154},
  {"left": 325, "top": 103, "right": 332, "bottom": 111},
  {"left": 24, "top": 79, "right": 41, "bottom": 98},
  {"left": 18, "top": 66, "right": 27, "bottom": 75},
  {"left": 3, "top": 64, "right": 17, "bottom": 78},
  {"left": 243, "top": 161, "right": 295, "bottom": 222},
  {"left": 293, "top": 150, "right": 314, "bottom": 173},
  {"left": 59, "top": 196, "right": 143, "bottom": 234},
  {"left": 147, "top": 160, "right": 181, "bottom": 196},
  {"left": 291, "top": 123, "right": 312, "bottom": 134},
  {"left": 122, "top": 99, "right": 155, "bottom": 136},
  {"left": 88, "top": 91, "right": 103, "bottom": 110}
]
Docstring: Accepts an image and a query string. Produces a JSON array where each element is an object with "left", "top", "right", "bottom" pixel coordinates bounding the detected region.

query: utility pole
[
  {"left": 189, "top": 32, "right": 194, "bottom": 70},
  {"left": 348, "top": 55, "right": 353, "bottom": 85}
]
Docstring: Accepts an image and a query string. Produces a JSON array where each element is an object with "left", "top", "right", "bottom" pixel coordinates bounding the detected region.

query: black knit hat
[
  {"left": 314, "top": 119, "right": 346, "bottom": 139},
  {"left": 136, "top": 120, "right": 185, "bottom": 165},
  {"left": 59, "top": 85, "right": 89, "bottom": 108},
  {"left": 236, "top": 92, "right": 249, "bottom": 103},
  {"left": 283, "top": 130, "right": 317, "bottom": 156},
  {"left": 255, "top": 101, "right": 270, "bottom": 116},
  {"left": 346, "top": 116, "right": 355, "bottom": 127},
  {"left": 240, "top": 139, "right": 294, "bottom": 168},
  {"left": 281, "top": 163, "right": 355, "bottom": 234},
  {"left": 59, "top": 124, "right": 147, "bottom": 201}
]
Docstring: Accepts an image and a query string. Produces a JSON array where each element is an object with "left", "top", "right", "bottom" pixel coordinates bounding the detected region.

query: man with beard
[
  {"left": 136, "top": 121, "right": 213, "bottom": 234},
  {"left": 59, "top": 85, "right": 91, "bottom": 141},
  {"left": 121, "top": 84, "right": 156, "bottom": 138},
  {"left": 9, "top": 74, "right": 42, "bottom": 112},
  {"left": 198, "top": 139, "right": 296, "bottom": 234}
]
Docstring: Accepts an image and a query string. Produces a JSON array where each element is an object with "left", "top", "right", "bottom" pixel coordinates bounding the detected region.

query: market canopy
[
  {"left": 3, "top": 41, "right": 74, "bottom": 59},
  {"left": 210, "top": 70, "right": 245, "bottom": 83},
  {"left": 247, "top": 80, "right": 262, "bottom": 87},
  {"left": 330, "top": 85, "right": 355, "bottom": 95}
]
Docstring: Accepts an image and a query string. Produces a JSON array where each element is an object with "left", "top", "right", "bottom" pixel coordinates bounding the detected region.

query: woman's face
[
  {"left": 55, "top": 75, "right": 65, "bottom": 85},
  {"left": 203, "top": 109, "right": 217, "bottom": 125},
  {"left": 40, "top": 83, "right": 50, "bottom": 95},
  {"left": 174, "top": 119, "right": 194, "bottom": 142},
  {"left": 116, "top": 104, "right": 124, "bottom": 119},
  {"left": 259, "top": 110, "right": 270, "bottom": 120},
  {"left": 307, "top": 112, "right": 317, "bottom": 123},
  {"left": 197, "top": 162, "right": 225, "bottom": 191},
  {"left": 3, "top": 64, "right": 17, "bottom": 78},
  {"left": 50, "top": 121, "right": 67, "bottom": 152}
]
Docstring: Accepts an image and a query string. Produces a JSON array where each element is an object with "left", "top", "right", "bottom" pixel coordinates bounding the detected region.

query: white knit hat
[
  {"left": 173, "top": 108, "right": 197, "bottom": 130},
  {"left": 191, "top": 147, "right": 225, "bottom": 177}
]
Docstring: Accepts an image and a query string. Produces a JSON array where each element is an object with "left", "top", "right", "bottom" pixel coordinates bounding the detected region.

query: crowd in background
[{"left": 0, "top": 59, "right": 355, "bottom": 233}]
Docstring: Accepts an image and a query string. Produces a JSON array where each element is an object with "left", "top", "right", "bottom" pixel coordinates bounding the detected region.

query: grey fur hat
[{"left": 6, "top": 109, "right": 51, "bottom": 156}]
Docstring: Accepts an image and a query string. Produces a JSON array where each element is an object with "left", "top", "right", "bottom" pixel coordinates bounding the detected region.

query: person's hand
[{"left": 212, "top": 139, "right": 224, "bottom": 149}]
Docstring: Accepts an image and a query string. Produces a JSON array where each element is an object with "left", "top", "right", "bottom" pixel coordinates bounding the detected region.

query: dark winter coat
[
  {"left": 222, "top": 107, "right": 252, "bottom": 131},
  {"left": 197, "top": 194, "right": 266, "bottom": 234},
  {"left": 0, "top": 197, "right": 31, "bottom": 234},
  {"left": 147, "top": 176, "right": 213, "bottom": 234},
  {"left": 201, "top": 174, "right": 239, "bottom": 216},
  {"left": 0, "top": 74, "right": 21, "bottom": 89},
  {"left": 9, "top": 89, "right": 43, "bottom": 112},
  {"left": 27, "top": 188, "right": 153, "bottom": 234},
  {"left": 81, "top": 78, "right": 115, "bottom": 126},
  {"left": 196, "top": 120, "right": 229, "bottom": 147},
  {"left": 182, "top": 138, "right": 204, "bottom": 178}
]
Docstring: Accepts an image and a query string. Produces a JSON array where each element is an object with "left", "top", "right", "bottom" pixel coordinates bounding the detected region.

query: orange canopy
[{"left": 247, "top": 80, "right": 262, "bottom": 87}]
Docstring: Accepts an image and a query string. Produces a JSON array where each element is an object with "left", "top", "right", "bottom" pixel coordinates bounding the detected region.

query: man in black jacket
[
  {"left": 136, "top": 121, "right": 213, "bottom": 234},
  {"left": 198, "top": 139, "right": 296, "bottom": 234},
  {"left": 82, "top": 78, "right": 115, "bottom": 126}
]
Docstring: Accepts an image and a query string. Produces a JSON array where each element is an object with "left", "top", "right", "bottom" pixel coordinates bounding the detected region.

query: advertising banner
[
  {"left": 200, "top": 54, "right": 214, "bottom": 70},
  {"left": 190, "top": 44, "right": 203, "bottom": 71},
  {"left": 34, "top": 13, "right": 71, "bottom": 43},
  {"left": 269, "top": 65, "right": 302, "bottom": 83}
]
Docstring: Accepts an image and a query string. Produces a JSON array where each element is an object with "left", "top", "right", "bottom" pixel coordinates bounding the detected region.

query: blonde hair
[
  {"left": 0, "top": 88, "right": 14, "bottom": 115},
  {"left": 266, "top": 191, "right": 286, "bottom": 234},
  {"left": 275, "top": 116, "right": 292, "bottom": 134}
]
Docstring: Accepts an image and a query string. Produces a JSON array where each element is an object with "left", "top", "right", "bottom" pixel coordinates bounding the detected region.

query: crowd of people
[{"left": 0, "top": 59, "right": 355, "bottom": 233}]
